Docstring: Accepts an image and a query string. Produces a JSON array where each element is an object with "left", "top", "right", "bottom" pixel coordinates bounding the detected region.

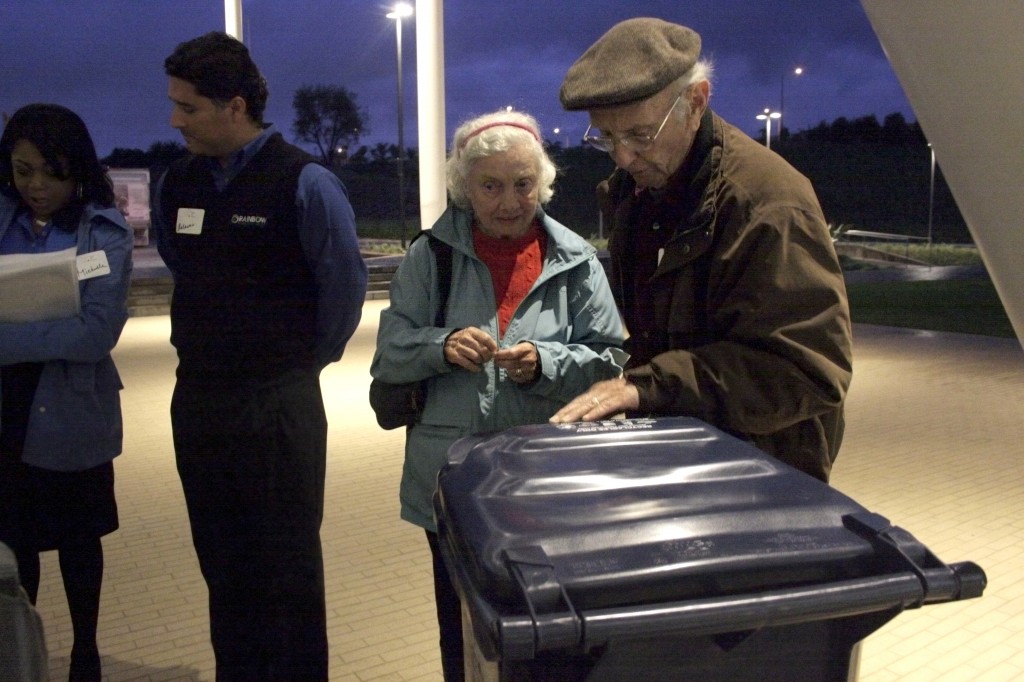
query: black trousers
[
  {"left": 427, "top": 530, "right": 465, "bottom": 682},
  {"left": 171, "top": 373, "right": 328, "bottom": 681}
]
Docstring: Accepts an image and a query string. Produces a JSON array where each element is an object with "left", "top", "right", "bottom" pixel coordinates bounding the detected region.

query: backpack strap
[{"left": 412, "top": 230, "right": 453, "bottom": 326}]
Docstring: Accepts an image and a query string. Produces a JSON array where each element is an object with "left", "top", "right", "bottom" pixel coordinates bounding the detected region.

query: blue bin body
[{"left": 434, "top": 417, "right": 985, "bottom": 681}]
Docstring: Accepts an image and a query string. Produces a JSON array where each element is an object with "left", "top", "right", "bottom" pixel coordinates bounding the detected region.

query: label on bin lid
[{"left": 552, "top": 418, "right": 658, "bottom": 434}]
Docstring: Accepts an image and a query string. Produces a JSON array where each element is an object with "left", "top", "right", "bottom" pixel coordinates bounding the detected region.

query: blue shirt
[
  {"left": 0, "top": 198, "right": 133, "bottom": 470},
  {"left": 0, "top": 212, "right": 77, "bottom": 255},
  {"left": 153, "top": 125, "right": 368, "bottom": 367}
]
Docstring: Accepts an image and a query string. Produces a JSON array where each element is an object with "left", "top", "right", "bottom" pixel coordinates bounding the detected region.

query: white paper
[{"left": 0, "top": 246, "right": 81, "bottom": 322}]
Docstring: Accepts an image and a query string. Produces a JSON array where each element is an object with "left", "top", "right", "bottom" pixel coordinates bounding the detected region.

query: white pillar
[
  {"left": 415, "top": 0, "right": 448, "bottom": 230},
  {"left": 224, "top": 0, "right": 243, "bottom": 40}
]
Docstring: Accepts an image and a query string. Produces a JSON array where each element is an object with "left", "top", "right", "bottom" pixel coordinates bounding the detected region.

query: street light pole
[
  {"left": 387, "top": 3, "right": 414, "bottom": 248},
  {"left": 756, "top": 109, "right": 781, "bottom": 150},
  {"left": 928, "top": 143, "right": 936, "bottom": 246},
  {"left": 779, "top": 66, "right": 803, "bottom": 140}
]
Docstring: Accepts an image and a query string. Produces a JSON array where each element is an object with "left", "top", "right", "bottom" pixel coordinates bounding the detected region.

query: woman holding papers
[{"left": 0, "top": 103, "right": 132, "bottom": 681}]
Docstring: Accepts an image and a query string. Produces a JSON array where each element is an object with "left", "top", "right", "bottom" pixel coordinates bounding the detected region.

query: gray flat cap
[{"left": 560, "top": 17, "right": 701, "bottom": 111}]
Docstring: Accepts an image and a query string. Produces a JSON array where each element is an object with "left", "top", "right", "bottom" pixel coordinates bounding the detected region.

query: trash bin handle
[
  {"left": 580, "top": 572, "right": 926, "bottom": 648},
  {"left": 471, "top": 565, "right": 985, "bottom": 661},
  {"left": 842, "top": 512, "right": 987, "bottom": 604},
  {"left": 504, "top": 546, "right": 582, "bottom": 654}
]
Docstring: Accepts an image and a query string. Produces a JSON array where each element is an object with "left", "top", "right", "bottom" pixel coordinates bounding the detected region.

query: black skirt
[{"left": 0, "top": 362, "right": 119, "bottom": 551}]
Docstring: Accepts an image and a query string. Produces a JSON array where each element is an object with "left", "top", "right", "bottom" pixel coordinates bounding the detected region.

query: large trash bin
[
  {"left": 1, "top": 542, "right": 48, "bottom": 682},
  {"left": 434, "top": 417, "right": 986, "bottom": 681}
]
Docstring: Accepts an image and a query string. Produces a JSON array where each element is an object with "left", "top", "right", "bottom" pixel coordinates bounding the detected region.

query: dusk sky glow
[{"left": 1, "top": 1, "right": 915, "bottom": 158}]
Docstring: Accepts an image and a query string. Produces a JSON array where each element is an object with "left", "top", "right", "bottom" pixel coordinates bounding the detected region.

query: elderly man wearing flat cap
[{"left": 552, "top": 17, "right": 853, "bottom": 482}]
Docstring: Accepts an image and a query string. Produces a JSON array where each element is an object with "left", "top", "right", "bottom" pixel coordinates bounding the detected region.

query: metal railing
[{"left": 838, "top": 229, "right": 928, "bottom": 261}]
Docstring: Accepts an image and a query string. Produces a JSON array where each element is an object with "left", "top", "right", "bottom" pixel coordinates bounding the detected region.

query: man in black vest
[{"left": 154, "top": 32, "right": 367, "bottom": 680}]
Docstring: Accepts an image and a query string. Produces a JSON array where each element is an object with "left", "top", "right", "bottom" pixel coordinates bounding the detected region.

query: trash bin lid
[{"left": 436, "top": 418, "right": 955, "bottom": 610}]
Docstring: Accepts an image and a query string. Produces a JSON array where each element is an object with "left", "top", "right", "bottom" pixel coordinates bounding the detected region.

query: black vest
[{"left": 160, "top": 133, "right": 319, "bottom": 384}]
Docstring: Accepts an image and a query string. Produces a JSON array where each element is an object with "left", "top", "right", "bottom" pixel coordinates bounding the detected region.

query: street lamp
[
  {"left": 928, "top": 143, "right": 936, "bottom": 245},
  {"left": 779, "top": 66, "right": 803, "bottom": 139},
  {"left": 387, "top": 3, "right": 414, "bottom": 247},
  {"left": 756, "top": 109, "right": 781, "bottom": 150}
]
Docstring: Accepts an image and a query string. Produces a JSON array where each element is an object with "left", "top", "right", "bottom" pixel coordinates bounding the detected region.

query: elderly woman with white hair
[{"left": 370, "top": 109, "right": 625, "bottom": 680}]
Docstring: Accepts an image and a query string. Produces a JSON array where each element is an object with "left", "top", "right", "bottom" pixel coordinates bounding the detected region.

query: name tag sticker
[
  {"left": 176, "top": 208, "right": 205, "bottom": 235},
  {"left": 77, "top": 250, "right": 111, "bottom": 281}
]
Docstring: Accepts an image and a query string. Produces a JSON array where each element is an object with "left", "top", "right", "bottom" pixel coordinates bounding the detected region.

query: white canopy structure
[{"left": 862, "top": 1, "right": 1024, "bottom": 346}]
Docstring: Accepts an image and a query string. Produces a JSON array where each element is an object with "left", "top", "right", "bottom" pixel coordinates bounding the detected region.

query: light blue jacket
[
  {"left": 371, "top": 205, "right": 626, "bottom": 531},
  {"left": 0, "top": 197, "right": 132, "bottom": 471}
]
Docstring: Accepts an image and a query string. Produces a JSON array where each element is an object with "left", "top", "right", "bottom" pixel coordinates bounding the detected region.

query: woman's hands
[
  {"left": 494, "top": 342, "right": 540, "bottom": 384},
  {"left": 444, "top": 327, "right": 497, "bottom": 372},
  {"left": 444, "top": 328, "right": 539, "bottom": 383}
]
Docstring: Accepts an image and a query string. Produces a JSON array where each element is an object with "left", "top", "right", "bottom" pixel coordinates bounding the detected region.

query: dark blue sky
[{"left": 1, "top": 1, "right": 914, "bottom": 158}]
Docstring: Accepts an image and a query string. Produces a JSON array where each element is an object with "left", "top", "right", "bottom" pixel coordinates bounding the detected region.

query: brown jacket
[{"left": 602, "top": 111, "right": 853, "bottom": 481}]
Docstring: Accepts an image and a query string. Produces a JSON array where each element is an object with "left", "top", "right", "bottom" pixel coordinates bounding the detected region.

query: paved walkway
[{"left": 28, "top": 252, "right": 1024, "bottom": 680}]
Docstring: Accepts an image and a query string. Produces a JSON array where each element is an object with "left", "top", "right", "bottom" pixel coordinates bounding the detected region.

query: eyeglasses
[{"left": 583, "top": 92, "right": 684, "bottom": 153}]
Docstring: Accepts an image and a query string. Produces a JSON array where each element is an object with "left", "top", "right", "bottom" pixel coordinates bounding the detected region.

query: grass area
[
  {"left": 358, "top": 220, "right": 416, "bottom": 254},
  {"left": 846, "top": 277, "right": 1015, "bottom": 338},
  {"left": 361, "top": 240, "right": 413, "bottom": 255},
  {"left": 357, "top": 219, "right": 404, "bottom": 239},
  {"left": 837, "top": 243, "right": 1015, "bottom": 338}
]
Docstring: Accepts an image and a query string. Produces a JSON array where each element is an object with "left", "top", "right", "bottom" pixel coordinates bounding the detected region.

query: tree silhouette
[
  {"left": 792, "top": 113, "right": 922, "bottom": 146},
  {"left": 292, "top": 85, "right": 368, "bottom": 165},
  {"left": 101, "top": 141, "right": 187, "bottom": 170}
]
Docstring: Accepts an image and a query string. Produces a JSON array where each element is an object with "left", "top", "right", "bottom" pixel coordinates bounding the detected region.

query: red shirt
[{"left": 473, "top": 220, "right": 546, "bottom": 338}]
